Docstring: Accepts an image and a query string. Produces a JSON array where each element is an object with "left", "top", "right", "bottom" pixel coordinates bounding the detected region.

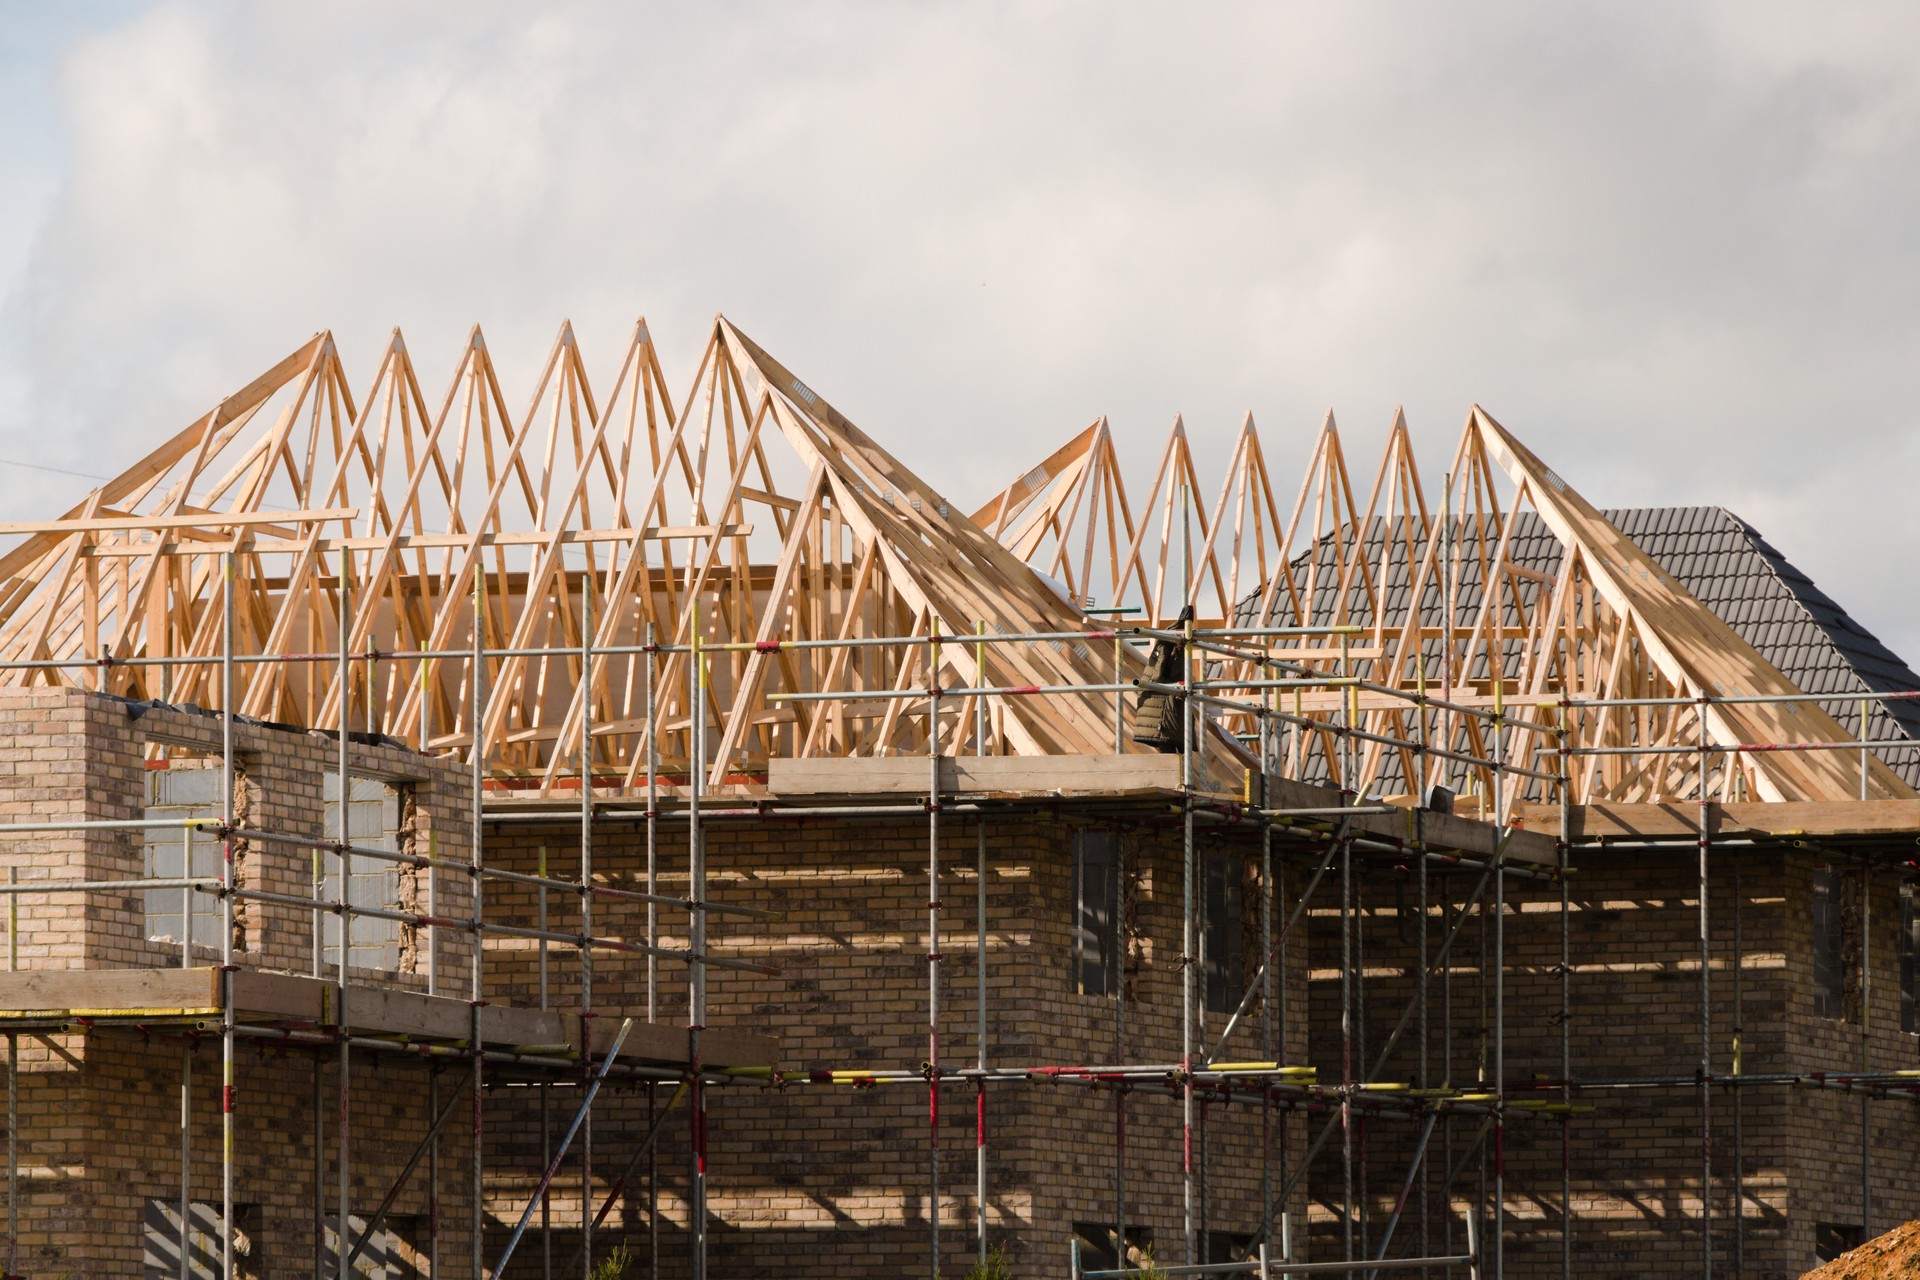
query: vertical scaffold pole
[
  {"left": 7, "top": 859, "right": 16, "bottom": 1280},
  {"left": 1731, "top": 844, "right": 1743, "bottom": 1280},
  {"left": 1349, "top": 632, "right": 1364, "bottom": 1263},
  {"left": 539, "top": 844, "right": 551, "bottom": 1278},
  {"left": 1259, "top": 689, "right": 1274, "bottom": 1252},
  {"left": 975, "top": 622, "right": 989, "bottom": 1263},
  {"left": 470, "top": 563, "right": 486, "bottom": 1280},
  {"left": 1557, "top": 703, "right": 1572, "bottom": 1280},
  {"left": 1440, "top": 474, "right": 1454, "bottom": 802},
  {"left": 1417, "top": 656, "right": 1431, "bottom": 1269},
  {"left": 1491, "top": 667, "right": 1505, "bottom": 1280},
  {"left": 580, "top": 588, "right": 595, "bottom": 1278},
  {"left": 1116, "top": 1087, "right": 1130, "bottom": 1269},
  {"left": 313, "top": 1059, "right": 325, "bottom": 1278},
  {"left": 424, "top": 658, "right": 436, "bottom": 997},
  {"left": 430, "top": 1065, "right": 443, "bottom": 1280},
  {"left": 1114, "top": 810, "right": 1127, "bottom": 1269},
  {"left": 928, "top": 621, "right": 943, "bottom": 1280},
  {"left": 1113, "top": 637, "right": 1136, "bottom": 1266},
  {"left": 1339, "top": 635, "right": 1354, "bottom": 1262},
  {"left": 220, "top": 549, "right": 236, "bottom": 1280},
  {"left": 337, "top": 545, "right": 352, "bottom": 1280},
  {"left": 644, "top": 621, "right": 660, "bottom": 1279},
  {"left": 688, "top": 615, "right": 708, "bottom": 1280},
  {"left": 179, "top": 1045, "right": 192, "bottom": 1280},
  {"left": 180, "top": 824, "right": 192, "bottom": 969},
  {"left": 1859, "top": 847, "right": 1871, "bottom": 1241},
  {"left": 1442, "top": 886, "right": 1454, "bottom": 1263},
  {"left": 314, "top": 672, "right": 328, "bottom": 990},
  {"left": 1861, "top": 696, "right": 1872, "bottom": 805},
  {"left": 1200, "top": 1095, "right": 1211, "bottom": 1262},
  {"left": 645, "top": 623, "right": 658, "bottom": 1024},
  {"left": 1181, "top": 605, "right": 1198, "bottom": 1265},
  {"left": 1276, "top": 804, "right": 1290, "bottom": 1272},
  {"left": 1858, "top": 691, "right": 1873, "bottom": 1247},
  {"left": 1697, "top": 697, "right": 1713, "bottom": 1280},
  {"left": 1440, "top": 473, "right": 1456, "bottom": 1270}
]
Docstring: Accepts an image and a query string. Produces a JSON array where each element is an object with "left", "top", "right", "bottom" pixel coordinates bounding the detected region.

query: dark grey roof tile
[{"left": 1255, "top": 503, "right": 1920, "bottom": 787}]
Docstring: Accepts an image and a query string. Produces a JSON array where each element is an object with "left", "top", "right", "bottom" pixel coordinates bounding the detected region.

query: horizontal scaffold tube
[
  {"left": 1083, "top": 1256, "right": 1472, "bottom": 1278},
  {"left": 1559, "top": 738, "right": 1916, "bottom": 757}
]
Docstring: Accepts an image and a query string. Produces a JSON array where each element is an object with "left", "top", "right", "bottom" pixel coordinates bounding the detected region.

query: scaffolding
[
  {"left": 0, "top": 589, "right": 1508, "bottom": 1275},
  {"left": 0, "top": 552, "right": 775, "bottom": 1280},
  {"left": 2, "top": 547, "right": 1918, "bottom": 1277},
  {"left": 0, "top": 317, "right": 1912, "bottom": 1278},
  {"left": 0, "top": 581, "right": 1537, "bottom": 1275}
]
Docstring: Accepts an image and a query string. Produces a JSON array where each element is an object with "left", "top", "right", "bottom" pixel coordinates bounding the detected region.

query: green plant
[
  {"left": 963, "top": 1242, "right": 1013, "bottom": 1280},
  {"left": 1131, "top": 1244, "right": 1168, "bottom": 1280},
  {"left": 590, "top": 1243, "right": 634, "bottom": 1280}
]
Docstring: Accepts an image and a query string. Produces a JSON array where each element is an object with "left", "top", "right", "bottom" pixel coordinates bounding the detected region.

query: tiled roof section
[
  {"left": 1602, "top": 507, "right": 1920, "bottom": 787},
  {"left": 1246, "top": 506, "right": 1920, "bottom": 788}
]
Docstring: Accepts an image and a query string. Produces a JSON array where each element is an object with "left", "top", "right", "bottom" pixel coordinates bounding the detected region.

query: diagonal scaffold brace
[{"left": 488, "top": 1016, "right": 636, "bottom": 1278}]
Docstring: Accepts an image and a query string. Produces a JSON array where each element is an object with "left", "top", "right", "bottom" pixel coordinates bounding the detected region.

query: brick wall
[
  {"left": 1778, "top": 848, "right": 1920, "bottom": 1270},
  {"left": 14, "top": 683, "right": 1912, "bottom": 1277},
  {"left": 0, "top": 688, "right": 474, "bottom": 989},
  {"left": 1308, "top": 844, "right": 1920, "bottom": 1280},
  {"left": 479, "top": 810, "right": 1309, "bottom": 1276},
  {"left": 26, "top": 1035, "right": 475, "bottom": 1278},
  {"left": 0, "top": 688, "right": 480, "bottom": 1276}
]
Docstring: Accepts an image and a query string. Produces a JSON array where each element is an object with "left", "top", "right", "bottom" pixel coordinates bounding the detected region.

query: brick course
[
  {"left": 6, "top": 684, "right": 1917, "bottom": 1278},
  {"left": 479, "top": 813, "right": 1308, "bottom": 1275},
  {"left": 1310, "top": 845, "right": 1920, "bottom": 1280},
  {"left": 0, "top": 688, "right": 477, "bottom": 1277}
]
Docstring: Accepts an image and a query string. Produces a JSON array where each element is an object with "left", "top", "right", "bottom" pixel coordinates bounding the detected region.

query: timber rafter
[
  {"left": 0, "top": 319, "right": 1897, "bottom": 811},
  {"left": 0, "top": 317, "right": 1180, "bottom": 795},
  {"left": 982, "top": 405, "right": 1913, "bottom": 810}
]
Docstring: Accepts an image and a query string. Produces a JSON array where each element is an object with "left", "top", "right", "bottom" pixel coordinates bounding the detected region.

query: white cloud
[{"left": 3, "top": 0, "right": 1918, "bottom": 651}]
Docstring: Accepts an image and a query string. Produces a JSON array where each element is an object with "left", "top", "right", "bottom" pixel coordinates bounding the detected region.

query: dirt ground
[{"left": 1803, "top": 1220, "right": 1920, "bottom": 1278}]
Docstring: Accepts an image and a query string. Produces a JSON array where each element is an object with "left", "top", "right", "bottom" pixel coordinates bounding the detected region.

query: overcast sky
[{"left": 2, "top": 2, "right": 1918, "bottom": 653}]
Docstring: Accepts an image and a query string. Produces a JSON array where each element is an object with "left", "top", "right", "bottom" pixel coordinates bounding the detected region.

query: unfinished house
[{"left": 0, "top": 315, "right": 1911, "bottom": 1280}]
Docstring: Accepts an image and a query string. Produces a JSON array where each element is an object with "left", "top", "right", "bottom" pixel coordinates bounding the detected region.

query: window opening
[
  {"left": 1204, "top": 848, "right": 1245, "bottom": 1015},
  {"left": 143, "top": 762, "right": 225, "bottom": 950},
  {"left": 1813, "top": 862, "right": 1860, "bottom": 1023},
  {"left": 322, "top": 774, "right": 405, "bottom": 972},
  {"left": 1072, "top": 831, "right": 1119, "bottom": 997},
  {"left": 1902, "top": 879, "right": 1918, "bottom": 1034},
  {"left": 1815, "top": 1221, "right": 1863, "bottom": 1263}
]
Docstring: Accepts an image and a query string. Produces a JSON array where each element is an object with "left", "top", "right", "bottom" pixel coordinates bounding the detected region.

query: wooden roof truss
[
  {"left": 0, "top": 318, "right": 1168, "bottom": 793},
  {"left": 0, "top": 316, "right": 1894, "bottom": 809},
  {"left": 982, "top": 406, "right": 1911, "bottom": 809}
]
